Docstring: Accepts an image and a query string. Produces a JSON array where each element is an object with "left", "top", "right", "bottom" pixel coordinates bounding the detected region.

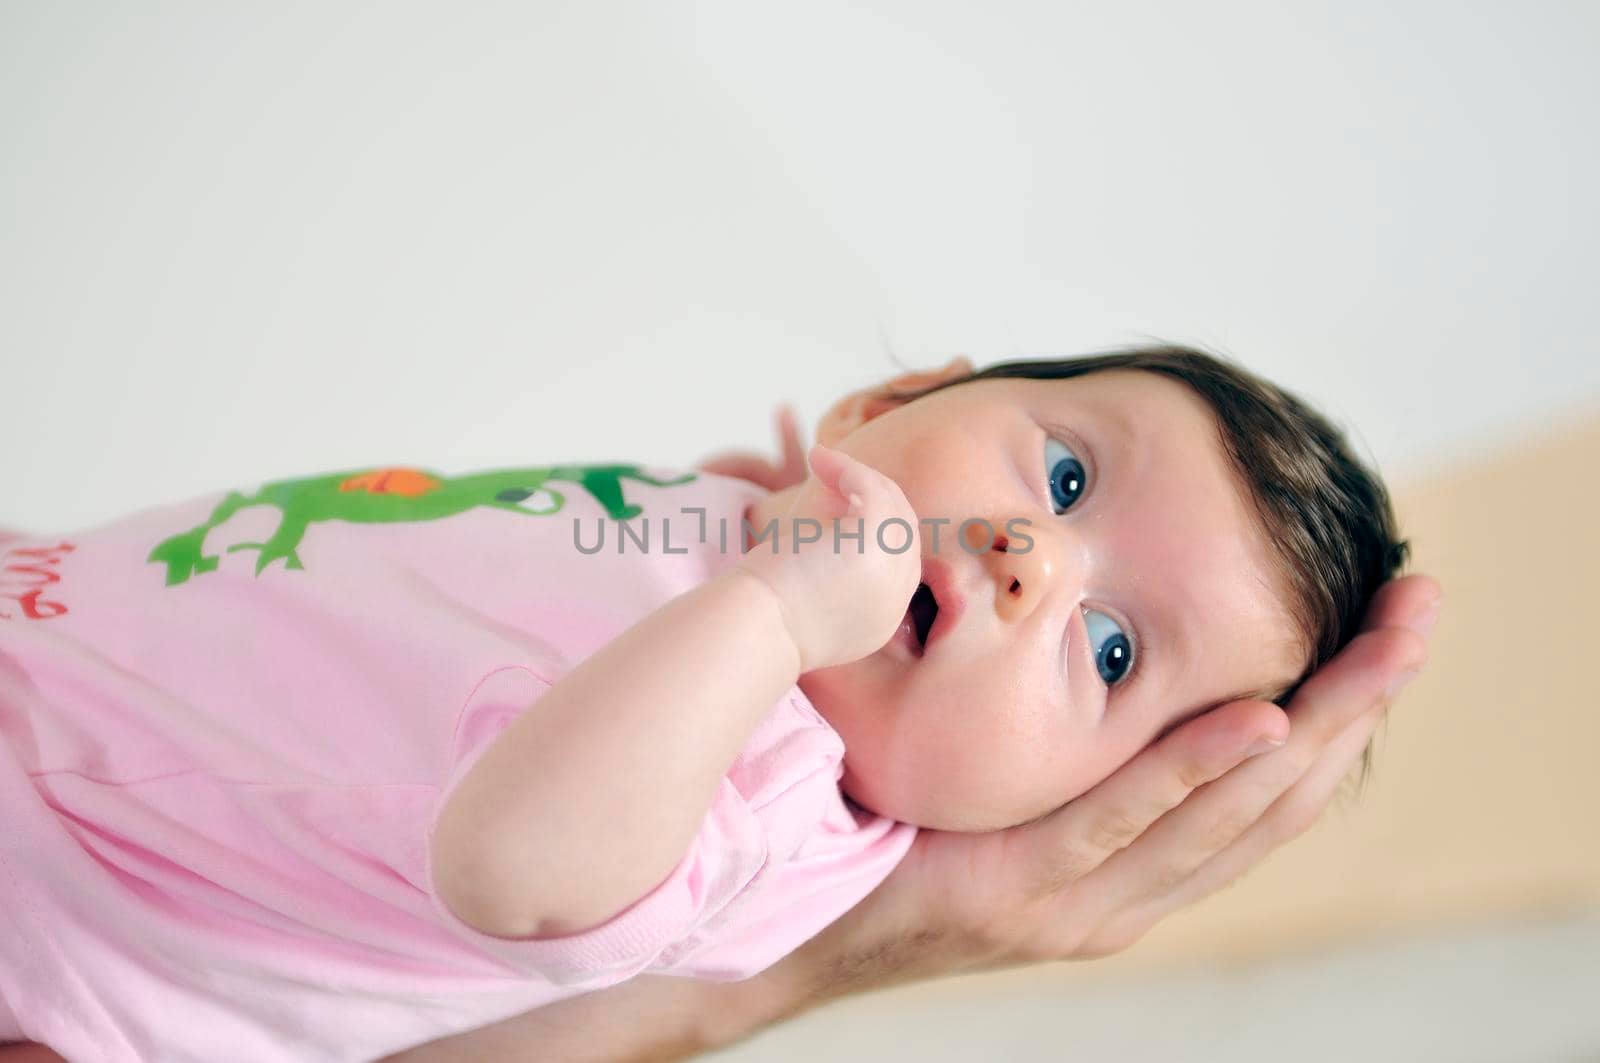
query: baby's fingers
[
  {"left": 698, "top": 452, "right": 784, "bottom": 490},
  {"left": 808, "top": 442, "right": 892, "bottom": 515},
  {"left": 803, "top": 443, "right": 858, "bottom": 513},
  {"left": 774, "top": 404, "right": 809, "bottom": 488}
]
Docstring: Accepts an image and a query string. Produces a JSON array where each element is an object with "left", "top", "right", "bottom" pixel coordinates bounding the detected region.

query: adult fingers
[
  {"left": 1081, "top": 623, "right": 1422, "bottom": 909},
  {"left": 1097, "top": 573, "right": 1444, "bottom": 947},
  {"left": 1360, "top": 573, "right": 1442, "bottom": 636},
  {"left": 1019, "top": 576, "right": 1439, "bottom": 961},
  {"left": 1107, "top": 576, "right": 1446, "bottom": 909},
  {"left": 1002, "top": 698, "right": 1289, "bottom": 903},
  {"left": 1090, "top": 694, "right": 1389, "bottom": 956},
  {"left": 1093, "top": 577, "right": 1443, "bottom": 937},
  {"left": 1044, "top": 619, "right": 1425, "bottom": 961}
]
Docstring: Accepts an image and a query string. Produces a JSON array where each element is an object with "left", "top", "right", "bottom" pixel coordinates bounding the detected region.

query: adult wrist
[
  {"left": 701, "top": 880, "right": 972, "bottom": 1053},
  {"left": 687, "top": 909, "right": 861, "bottom": 1051}
]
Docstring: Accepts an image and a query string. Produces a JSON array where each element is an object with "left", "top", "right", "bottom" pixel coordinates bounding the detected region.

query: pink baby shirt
[{"left": 0, "top": 459, "right": 916, "bottom": 1062}]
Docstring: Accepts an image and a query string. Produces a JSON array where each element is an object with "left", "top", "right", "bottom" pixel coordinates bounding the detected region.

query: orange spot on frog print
[{"left": 339, "top": 468, "right": 443, "bottom": 497}]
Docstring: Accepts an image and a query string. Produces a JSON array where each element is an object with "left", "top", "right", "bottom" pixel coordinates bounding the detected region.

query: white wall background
[{"left": 4, "top": 1, "right": 1597, "bottom": 533}]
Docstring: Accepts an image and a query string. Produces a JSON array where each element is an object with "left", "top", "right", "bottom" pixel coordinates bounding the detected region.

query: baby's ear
[
  {"left": 816, "top": 357, "right": 975, "bottom": 446},
  {"left": 888, "top": 356, "right": 974, "bottom": 393}
]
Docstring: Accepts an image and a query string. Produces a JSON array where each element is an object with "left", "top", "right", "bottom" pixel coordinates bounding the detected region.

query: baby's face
[{"left": 776, "top": 368, "right": 1307, "bottom": 832}]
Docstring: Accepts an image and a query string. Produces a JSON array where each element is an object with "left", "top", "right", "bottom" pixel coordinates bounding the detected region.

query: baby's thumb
[{"left": 806, "top": 443, "right": 864, "bottom": 513}]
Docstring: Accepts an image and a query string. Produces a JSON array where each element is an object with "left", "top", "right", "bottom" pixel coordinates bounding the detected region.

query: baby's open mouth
[{"left": 907, "top": 582, "right": 939, "bottom": 655}]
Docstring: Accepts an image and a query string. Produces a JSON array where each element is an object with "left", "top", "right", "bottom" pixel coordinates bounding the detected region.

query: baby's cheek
[{"left": 1041, "top": 724, "right": 1132, "bottom": 808}]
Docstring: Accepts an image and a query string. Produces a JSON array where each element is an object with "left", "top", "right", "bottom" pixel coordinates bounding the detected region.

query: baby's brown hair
[{"left": 879, "top": 343, "right": 1411, "bottom": 790}]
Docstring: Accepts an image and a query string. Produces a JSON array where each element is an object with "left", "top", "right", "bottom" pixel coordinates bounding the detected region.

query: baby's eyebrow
[{"left": 1080, "top": 399, "right": 1137, "bottom": 443}]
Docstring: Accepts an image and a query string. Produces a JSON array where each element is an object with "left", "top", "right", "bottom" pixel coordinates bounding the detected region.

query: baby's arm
[
  {"left": 433, "top": 443, "right": 916, "bottom": 941},
  {"left": 431, "top": 567, "right": 803, "bottom": 939}
]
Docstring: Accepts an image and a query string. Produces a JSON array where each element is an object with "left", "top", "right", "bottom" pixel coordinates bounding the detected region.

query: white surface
[
  {"left": 3, "top": 1, "right": 1597, "bottom": 530},
  {"left": 714, "top": 909, "right": 1600, "bottom": 1063}
]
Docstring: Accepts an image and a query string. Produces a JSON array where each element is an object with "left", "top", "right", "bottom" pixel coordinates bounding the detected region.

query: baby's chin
[
  {"left": 835, "top": 759, "right": 889, "bottom": 818},
  {"left": 837, "top": 750, "right": 1109, "bottom": 832},
  {"left": 834, "top": 759, "right": 950, "bottom": 828},
  {"left": 836, "top": 759, "right": 1052, "bottom": 833}
]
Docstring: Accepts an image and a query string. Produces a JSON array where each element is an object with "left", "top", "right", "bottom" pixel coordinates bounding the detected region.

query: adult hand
[{"left": 696, "top": 404, "right": 809, "bottom": 492}]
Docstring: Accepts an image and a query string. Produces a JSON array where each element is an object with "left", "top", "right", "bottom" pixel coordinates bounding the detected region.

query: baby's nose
[
  {"left": 990, "top": 535, "right": 1025, "bottom": 598},
  {"left": 981, "top": 519, "right": 1083, "bottom": 625},
  {"left": 962, "top": 523, "right": 1026, "bottom": 599}
]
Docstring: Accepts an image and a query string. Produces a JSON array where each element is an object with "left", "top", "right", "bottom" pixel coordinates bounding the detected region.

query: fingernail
[
  {"left": 1384, "top": 668, "right": 1421, "bottom": 700},
  {"left": 1410, "top": 597, "right": 1442, "bottom": 639},
  {"left": 1245, "top": 735, "right": 1286, "bottom": 758}
]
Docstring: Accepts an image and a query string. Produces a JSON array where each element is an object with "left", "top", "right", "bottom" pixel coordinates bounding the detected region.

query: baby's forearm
[{"left": 432, "top": 567, "right": 803, "bottom": 939}]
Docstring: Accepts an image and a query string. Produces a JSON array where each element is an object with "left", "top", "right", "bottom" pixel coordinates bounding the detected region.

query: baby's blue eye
[
  {"left": 1044, "top": 437, "right": 1086, "bottom": 514},
  {"left": 1084, "top": 608, "right": 1134, "bottom": 686}
]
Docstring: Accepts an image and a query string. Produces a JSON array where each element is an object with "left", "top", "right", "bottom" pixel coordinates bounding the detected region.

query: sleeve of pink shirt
[{"left": 418, "top": 665, "right": 774, "bottom": 988}]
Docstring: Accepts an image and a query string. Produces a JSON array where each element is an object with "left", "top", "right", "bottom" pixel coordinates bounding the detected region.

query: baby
[{"left": 0, "top": 343, "right": 1407, "bottom": 1062}]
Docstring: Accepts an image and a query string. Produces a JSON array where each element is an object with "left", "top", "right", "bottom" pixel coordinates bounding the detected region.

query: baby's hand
[{"left": 738, "top": 443, "right": 923, "bottom": 673}]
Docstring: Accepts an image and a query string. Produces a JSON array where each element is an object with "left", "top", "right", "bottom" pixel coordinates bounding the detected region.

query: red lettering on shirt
[{"left": 0, "top": 541, "right": 75, "bottom": 620}]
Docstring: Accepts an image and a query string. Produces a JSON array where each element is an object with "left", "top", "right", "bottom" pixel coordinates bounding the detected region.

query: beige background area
[{"left": 717, "top": 403, "right": 1600, "bottom": 1061}]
